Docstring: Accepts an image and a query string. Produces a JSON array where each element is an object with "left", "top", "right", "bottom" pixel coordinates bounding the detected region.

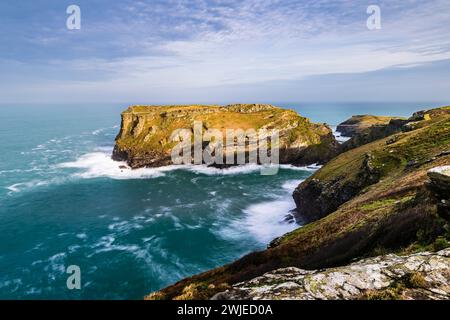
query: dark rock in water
[
  {"left": 118, "top": 165, "right": 128, "bottom": 170},
  {"left": 267, "top": 213, "right": 297, "bottom": 249},
  {"left": 283, "top": 213, "right": 295, "bottom": 224}
]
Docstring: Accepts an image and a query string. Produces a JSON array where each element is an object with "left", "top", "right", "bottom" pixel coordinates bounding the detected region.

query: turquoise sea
[{"left": 0, "top": 102, "right": 446, "bottom": 299}]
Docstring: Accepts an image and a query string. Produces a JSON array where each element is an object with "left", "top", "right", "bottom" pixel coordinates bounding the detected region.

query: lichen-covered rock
[
  {"left": 112, "top": 104, "right": 339, "bottom": 168},
  {"left": 213, "top": 249, "right": 450, "bottom": 300}
]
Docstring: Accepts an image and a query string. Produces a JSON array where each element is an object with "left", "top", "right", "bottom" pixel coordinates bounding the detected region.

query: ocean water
[{"left": 0, "top": 102, "right": 445, "bottom": 299}]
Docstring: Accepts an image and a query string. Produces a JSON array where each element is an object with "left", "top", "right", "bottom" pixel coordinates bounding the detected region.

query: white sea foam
[
  {"left": 192, "top": 164, "right": 321, "bottom": 175},
  {"left": 57, "top": 151, "right": 321, "bottom": 180},
  {"left": 241, "top": 179, "right": 304, "bottom": 244},
  {"left": 6, "top": 180, "right": 49, "bottom": 193},
  {"left": 215, "top": 179, "right": 304, "bottom": 244},
  {"left": 280, "top": 164, "right": 321, "bottom": 171},
  {"left": 0, "top": 278, "right": 22, "bottom": 290},
  {"left": 282, "top": 179, "right": 304, "bottom": 191},
  {"left": 108, "top": 220, "right": 144, "bottom": 234},
  {"left": 76, "top": 233, "right": 88, "bottom": 240},
  {"left": 58, "top": 152, "right": 174, "bottom": 179},
  {"left": 92, "top": 129, "right": 103, "bottom": 135},
  {"left": 242, "top": 198, "right": 298, "bottom": 244},
  {"left": 89, "top": 235, "right": 140, "bottom": 256},
  {"left": 42, "top": 252, "right": 67, "bottom": 278},
  {"left": 188, "top": 163, "right": 263, "bottom": 175},
  {"left": 0, "top": 167, "right": 42, "bottom": 176},
  {"left": 94, "top": 146, "right": 114, "bottom": 153},
  {"left": 5, "top": 176, "right": 69, "bottom": 195},
  {"left": 332, "top": 126, "right": 351, "bottom": 143}
]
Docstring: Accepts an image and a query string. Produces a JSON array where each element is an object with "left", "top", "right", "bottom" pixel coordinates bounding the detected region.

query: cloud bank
[{"left": 0, "top": 0, "right": 449, "bottom": 103}]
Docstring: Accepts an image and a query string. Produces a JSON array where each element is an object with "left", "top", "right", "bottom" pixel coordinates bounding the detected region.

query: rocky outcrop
[
  {"left": 213, "top": 249, "right": 450, "bottom": 300},
  {"left": 293, "top": 106, "right": 449, "bottom": 223},
  {"left": 427, "top": 166, "right": 450, "bottom": 220},
  {"left": 113, "top": 104, "right": 339, "bottom": 168},
  {"left": 336, "top": 115, "right": 400, "bottom": 138},
  {"left": 339, "top": 110, "right": 439, "bottom": 152},
  {"left": 292, "top": 152, "right": 379, "bottom": 223}
]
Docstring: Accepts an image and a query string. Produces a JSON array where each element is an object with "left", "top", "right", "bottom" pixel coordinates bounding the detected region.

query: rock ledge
[{"left": 213, "top": 249, "right": 450, "bottom": 300}]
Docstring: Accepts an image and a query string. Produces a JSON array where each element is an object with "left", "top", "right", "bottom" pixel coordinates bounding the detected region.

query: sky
[{"left": 0, "top": 0, "right": 450, "bottom": 104}]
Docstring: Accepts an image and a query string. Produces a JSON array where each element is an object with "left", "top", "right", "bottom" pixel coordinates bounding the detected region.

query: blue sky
[{"left": 1, "top": 0, "right": 450, "bottom": 103}]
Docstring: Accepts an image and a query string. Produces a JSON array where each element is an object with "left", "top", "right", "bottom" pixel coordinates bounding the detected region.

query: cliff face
[
  {"left": 338, "top": 111, "right": 435, "bottom": 152},
  {"left": 427, "top": 166, "right": 450, "bottom": 219},
  {"left": 213, "top": 249, "right": 450, "bottom": 300},
  {"left": 293, "top": 106, "right": 450, "bottom": 223},
  {"left": 112, "top": 104, "right": 339, "bottom": 168},
  {"left": 336, "top": 115, "right": 401, "bottom": 138},
  {"left": 146, "top": 106, "right": 449, "bottom": 300}
]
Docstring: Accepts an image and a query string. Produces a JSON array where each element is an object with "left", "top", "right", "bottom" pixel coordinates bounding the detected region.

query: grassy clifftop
[
  {"left": 294, "top": 106, "right": 450, "bottom": 222},
  {"left": 146, "top": 106, "right": 450, "bottom": 300},
  {"left": 113, "top": 104, "right": 339, "bottom": 168},
  {"left": 336, "top": 115, "right": 402, "bottom": 137}
]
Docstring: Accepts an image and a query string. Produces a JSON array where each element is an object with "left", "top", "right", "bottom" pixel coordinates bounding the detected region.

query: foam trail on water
[
  {"left": 6, "top": 180, "right": 50, "bottom": 194},
  {"left": 241, "top": 179, "right": 304, "bottom": 244}
]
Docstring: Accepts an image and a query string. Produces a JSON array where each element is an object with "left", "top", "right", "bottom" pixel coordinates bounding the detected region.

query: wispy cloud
[{"left": 0, "top": 0, "right": 449, "bottom": 102}]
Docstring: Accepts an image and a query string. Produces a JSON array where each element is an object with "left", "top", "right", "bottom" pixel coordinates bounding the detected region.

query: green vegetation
[
  {"left": 362, "top": 272, "right": 428, "bottom": 300},
  {"left": 146, "top": 106, "right": 450, "bottom": 300},
  {"left": 114, "top": 104, "right": 338, "bottom": 168}
]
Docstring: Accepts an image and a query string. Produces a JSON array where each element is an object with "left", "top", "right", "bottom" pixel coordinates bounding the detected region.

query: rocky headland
[
  {"left": 145, "top": 105, "right": 449, "bottom": 300},
  {"left": 112, "top": 104, "right": 339, "bottom": 168},
  {"left": 336, "top": 114, "right": 401, "bottom": 138},
  {"left": 338, "top": 110, "right": 436, "bottom": 151}
]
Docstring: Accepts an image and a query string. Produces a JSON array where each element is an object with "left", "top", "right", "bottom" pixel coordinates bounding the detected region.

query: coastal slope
[{"left": 146, "top": 106, "right": 450, "bottom": 300}]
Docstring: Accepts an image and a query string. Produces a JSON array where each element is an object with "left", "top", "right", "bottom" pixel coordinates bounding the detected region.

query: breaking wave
[{"left": 57, "top": 152, "right": 321, "bottom": 180}]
